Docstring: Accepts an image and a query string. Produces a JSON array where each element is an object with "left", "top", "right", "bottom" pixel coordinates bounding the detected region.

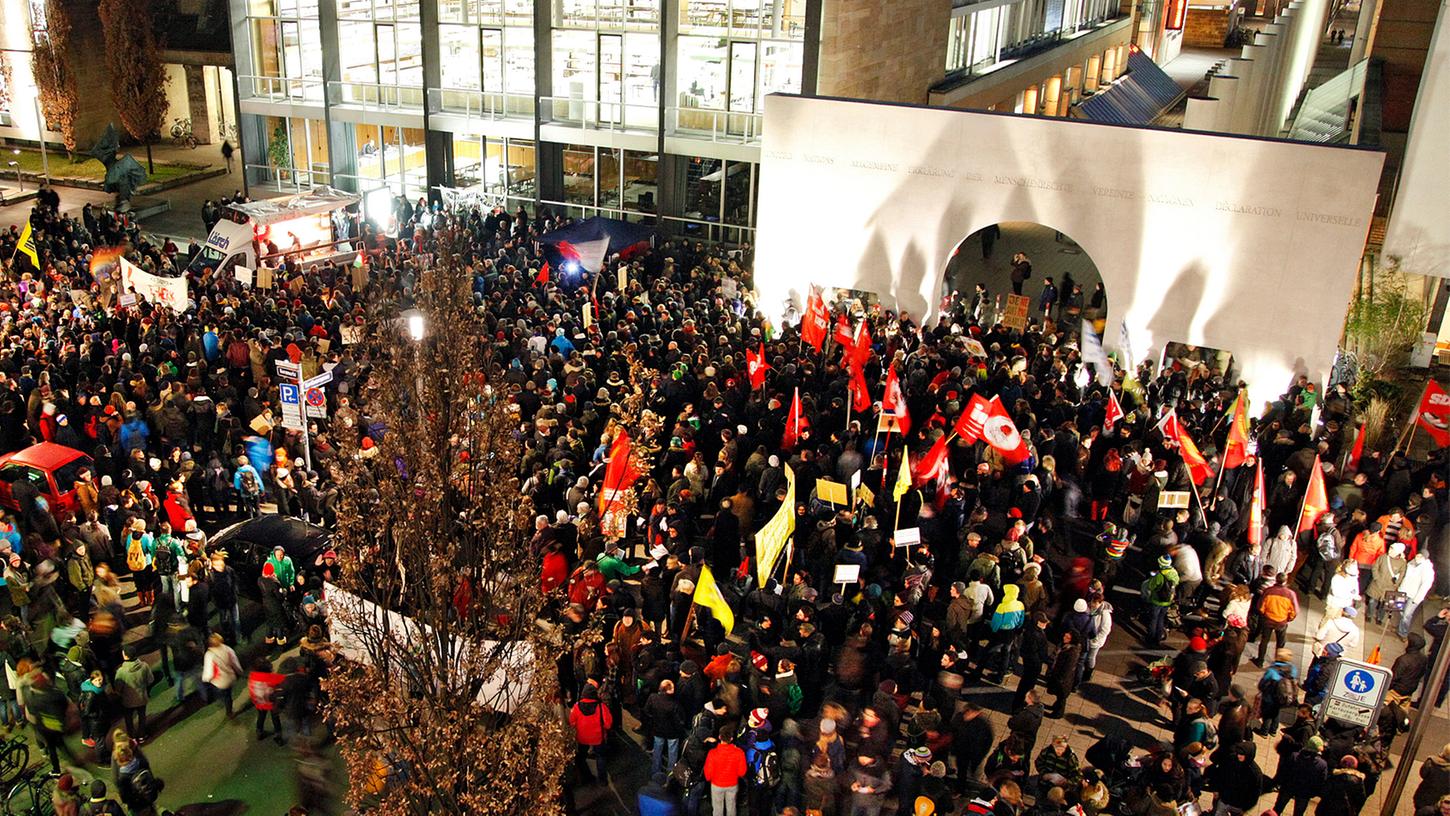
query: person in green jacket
[
  {"left": 114, "top": 647, "right": 155, "bottom": 740},
  {"left": 1141, "top": 556, "right": 1180, "bottom": 647},
  {"left": 265, "top": 546, "right": 299, "bottom": 590},
  {"left": 596, "top": 548, "right": 641, "bottom": 582}
]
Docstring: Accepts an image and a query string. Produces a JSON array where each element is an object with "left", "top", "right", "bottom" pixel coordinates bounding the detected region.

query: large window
[
  {"left": 551, "top": 31, "right": 659, "bottom": 127},
  {"left": 246, "top": 3, "right": 323, "bottom": 101},
  {"left": 336, "top": 20, "right": 424, "bottom": 105},
  {"left": 258, "top": 115, "right": 329, "bottom": 187},
  {"left": 946, "top": 4, "right": 1008, "bottom": 74},
  {"left": 680, "top": 0, "right": 804, "bottom": 39},
  {"left": 543, "top": 146, "right": 658, "bottom": 218}
]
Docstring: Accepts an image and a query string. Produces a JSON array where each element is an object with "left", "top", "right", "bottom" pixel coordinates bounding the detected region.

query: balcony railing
[
  {"left": 667, "top": 106, "right": 763, "bottom": 143},
  {"left": 328, "top": 81, "right": 426, "bottom": 110},
  {"left": 539, "top": 96, "right": 660, "bottom": 132},
  {"left": 239, "top": 74, "right": 327, "bottom": 104},
  {"left": 428, "top": 88, "right": 537, "bottom": 120}
]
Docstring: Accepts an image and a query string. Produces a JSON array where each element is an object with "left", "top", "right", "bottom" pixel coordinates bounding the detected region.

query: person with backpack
[
  {"left": 80, "top": 780, "right": 125, "bottom": 816},
  {"left": 112, "top": 733, "right": 163, "bottom": 816},
  {"left": 114, "top": 647, "right": 154, "bottom": 741},
  {"left": 1305, "top": 515, "right": 1344, "bottom": 598},
  {"left": 1256, "top": 648, "right": 1299, "bottom": 737},
  {"left": 151, "top": 522, "right": 181, "bottom": 608},
  {"left": 248, "top": 656, "right": 286, "bottom": 744},
  {"left": 744, "top": 726, "right": 780, "bottom": 816},
  {"left": 233, "top": 456, "right": 262, "bottom": 518},
  {"left": 123, "top": 519, "right": 156, "bottom": 607},
  {"left": 1141, "top": 556, "right": 1180, "bottom": 647}
]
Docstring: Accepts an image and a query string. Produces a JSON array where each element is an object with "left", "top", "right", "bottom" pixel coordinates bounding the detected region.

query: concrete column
[
  {"left": 1207, "top": 73, "right": 1238, "bottom": 132},
  {"left": 1236, "top": 45, "right": 1266, "bottom": 134},
  {"left": 1349, "top": 0, "right": 1379, "bottom": 62},
  {"left": 1085, "top": 56, "right": 1101, "bottom": 91},
  {"left": 421, "top": 0, "right": 451, "bottom": 199},
  {"left": 318, "top": 0, "right": 352, "bottom": 188},
  {"left": 183, "top": 65, "right": 213, "bottom": 144},
  {"left": 1224, "top": 57, "right": 1254, "bottom": 133},
  {"left": 1184, "top": 96, "right": 1220, "bottom": 130},
  {"left": 1043, "top": 75, "right": 1063, "bottom": 116},
  {"left": 1100, "top": 48, "right": 1117, "bottom": 84},
  {"left": 1066, "top": 65, "right": 1084, "bottom": 96}
]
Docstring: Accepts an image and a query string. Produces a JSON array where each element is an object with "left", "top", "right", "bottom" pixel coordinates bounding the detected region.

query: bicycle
[
  {"left": 3, "top": 765, "right": 53, "bottom": 816},
  {"left": 169, "top": 117, "right": 198, "bottom": 150},
  {"left": 0, "top": 737, "right": 27, "bottom": 789}
]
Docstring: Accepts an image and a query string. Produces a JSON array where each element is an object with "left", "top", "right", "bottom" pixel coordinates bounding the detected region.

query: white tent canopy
[{"left": 228, "top": 186, "right": 363, "bottom": 226}]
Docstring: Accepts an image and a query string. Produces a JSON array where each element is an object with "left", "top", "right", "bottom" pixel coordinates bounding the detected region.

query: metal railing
[
  {"left": 666, "top": 106, "right": 764, "bottom": 143},
  {"left": 428, "top": 87, "right": 537, "bottom": 119},
  {"left": 246, "top": 163, "right": 325, "bottom": 193},
  {"left": 328, "top": 81, "right": 426, "bottom": 110},
  {"left": 239, "top": 74, "right": 327, "bottom": 104},
  {"left": 539, "top": 95, "right": 661, "bottom": 132}
]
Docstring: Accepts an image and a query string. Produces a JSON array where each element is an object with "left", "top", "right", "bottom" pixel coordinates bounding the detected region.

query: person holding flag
[
  {"left": 782, "top": 388, "right": 810, "bottom": 450},
  {"left": 692, "top": 564, "right": 735, "bottom": 641}
]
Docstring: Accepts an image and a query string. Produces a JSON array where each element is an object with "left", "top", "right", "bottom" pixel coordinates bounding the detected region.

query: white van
[{"left": 189, "top": 186, "right": 363, "bottom": 279}]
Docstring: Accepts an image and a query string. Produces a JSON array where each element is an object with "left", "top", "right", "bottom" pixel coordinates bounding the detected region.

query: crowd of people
[{"left": 0, "top": 181, "right": 1445, "bottom": 816}]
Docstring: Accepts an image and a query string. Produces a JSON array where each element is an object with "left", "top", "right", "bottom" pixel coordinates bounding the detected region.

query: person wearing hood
[
  {"left": 1206, "top": 741, "right": 1264, "bottom": 813},
  {"left": 1366, "top": 541, "right": 1408, "bottom": 625},
  {"left": 1319, "top": 754, "right": 1369, "bottom": 816},
  {"left": 1399, "top": 551, "right": 1437, "bottom": 638},
  {"left": 1413, "top": 743, "right": 1450, "bottom": 812},
  {"left": 1328, "top": 559, "right": 1362, "bottom": 612},
  {"left": 1263, "top": 525, "right": 1297, "bottom": 580},
  {"left": 1274, "top": 734, "right": 1328, "bottom": 816},
  {"left": 1313, "top": 605, "right": 1361, "bottom": 657},
  {"left": 982, "top": 584, "right": 1025, "bottom": 681},
  {"left": 1392, "top": 633, "right": 1430, "bottom": 696},
  {"left": 569, "top": 681, "right": 615, "bottom": 783},
  {"left": 1141, "top": 555, "right": 1180, "bottom": 648}
]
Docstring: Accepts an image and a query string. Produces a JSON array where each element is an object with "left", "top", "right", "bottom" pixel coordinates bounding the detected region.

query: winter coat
[
  {"left": 114, "top": 659, "right": 154, "bottom": 708},
  {"left": 1207, "top": 746, "right": 1264, "bottom": 810},
  {"left": 1263, "top": 527, "right": 1296, "bottom": 578},
  {"left": 1318, "top": 767, "right": 1367, "bottom": 816},
  {"left": 569, "top": 695, "right": 614, "bottom": 746},
  {"left": 703, "top": 742, "right": 748, "bottom": 788},
  {"left": 1368, "top": 554, "right": 1407, "bottom": 599},
  {"left": 1046, "top": 641, "right": 1084, "bottom": 697},
  {"left": 1280, "top": 749, "right": 1328, "bottom": 796},
  {"left": 644, "top": 691, "right": 687, "bottom": 740},
  {"left": 203, "top": 644, "right": 244, "bottom": 690},
  {"left": 1414, "top": 753, "right": 1450, "bottom": 810}
]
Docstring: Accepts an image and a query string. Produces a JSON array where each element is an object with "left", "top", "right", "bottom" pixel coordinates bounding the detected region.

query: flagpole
[{"left": 1390, "top": 382, "right": 1429, "bottom": 460}]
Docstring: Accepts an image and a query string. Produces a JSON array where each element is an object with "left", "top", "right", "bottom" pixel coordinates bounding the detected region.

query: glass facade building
[{"left": 230, "top": 0, "right": 806, "bottom": 240}]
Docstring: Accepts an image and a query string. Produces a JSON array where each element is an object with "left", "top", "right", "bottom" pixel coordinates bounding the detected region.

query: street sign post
[
  {"left": 1320, "top": 658, "right": 1392, "bottom": 729},
  {"left": 276, "top": 361, "right": 333, "bottom": 473}
]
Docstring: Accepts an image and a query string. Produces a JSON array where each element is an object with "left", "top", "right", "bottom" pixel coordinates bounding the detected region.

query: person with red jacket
[
  {"left": 703, "top": 728, "right": 748, "bottom": 816},
  {"left": 569, "top": 680, "right": 614, "bottom": 783},
  {"left": 247, "top": 657, "right": 285, "bottom": 744},
  {"left": 541, "top": 540, "right": 569, "bottom": 593},
  {"left": 568, "top": 560, "right": 606, "bottom": 608}
]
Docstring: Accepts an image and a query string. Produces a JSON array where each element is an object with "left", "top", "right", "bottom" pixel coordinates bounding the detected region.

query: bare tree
[
  {"left": 30, "top": 0, "right": 78, "bottom": 155},
  {"left": 323, "top": 222, "right": 570, "bottom": 816},
  {"left": 98, "top": 0, "right": 169, "bottom": 173}
]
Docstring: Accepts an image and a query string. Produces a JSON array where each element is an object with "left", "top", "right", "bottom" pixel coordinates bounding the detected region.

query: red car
[{"left": 0, "top": 442, "right": 95, "bottom": 519}]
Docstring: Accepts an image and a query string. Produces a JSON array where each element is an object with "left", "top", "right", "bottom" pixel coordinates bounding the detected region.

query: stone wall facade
[{"left": 816, "top": 0, "right": 952, "bottom": 105}]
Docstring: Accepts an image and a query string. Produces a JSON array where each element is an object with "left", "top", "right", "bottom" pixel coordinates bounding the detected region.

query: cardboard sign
[
  {"left": 317, "top": 338, "right": 332, "bottom": 354},
  {"left": 118, "top": 293, "right": 138, "bottom": 308},
  {"left": 1158, "top": 490, "right": 1191, "bottom": 509},
  {"left": 963, "top": 337, "right": 987, "bottom": 357},
  {"left": 583, "top": 302, "right": 593, "bottom": 330},
  {"left": 618, "top": 267, "right": 628, "bottom": 292},
  {"left": 855, "top": 484, "right": 875, "bottom": 506},
  {"left": 1003, "top": 294, "right": 1031, "bottom": 330},
  {"left": 255, "top": 266, "right": 275, "bottom": 289},
  {"left": 351, "top": 263, "right": 368, "bottom": 292},
  {"left": 340, "top": 326, "right": 363, "bottom": 345},
  {"left": 235, "top": 265, "right": 254, "bottom": 287},
  {"left": 832, "top": 564, "right": 860, "bottom": 585},
  {"left": 816, "top": 479, "right": 848, "bottom": 506},
  {"left": 894, "top": 527, "right": 921, "bottom": 547},
  {"left": 249, "top": 412, "right": 274, "bottom": 435}
]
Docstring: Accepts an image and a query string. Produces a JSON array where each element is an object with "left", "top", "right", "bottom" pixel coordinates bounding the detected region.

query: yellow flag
[
  {"left": 13, "top": 219, "right": 38, "bottom": 271},
  {"left": 693, "top": 564, "right": 735, "bottom": 635},
  {"left": 755, "top": 464, "right": 796, "bottom": 585},
  {"left": 893, "top": 453, "right": 912, "bottom": 501}
]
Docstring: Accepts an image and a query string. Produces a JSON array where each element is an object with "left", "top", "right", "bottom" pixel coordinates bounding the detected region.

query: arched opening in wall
[
  {"left": 943, "top": 222, "right": 1107, "bottom": 332},
  {"left": 1160, "top": 342, "right": 1239, "bottom": 385}
]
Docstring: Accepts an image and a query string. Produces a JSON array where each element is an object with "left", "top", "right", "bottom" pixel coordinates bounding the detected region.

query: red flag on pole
[
  {"left": 833, "top": 314, "right": 854, "bottom": 347},
  {"left": 1247, "top": 459, "right": 1265, "bottom": 546},
  {"left": 1298, "top": 454, "right": 1328, "bottom": 533},
  {"left": 1222, "top": 390, "right": 1251, "bottom": 470},
  {"left": 746, "top": 344, "right": 769, "bottom": 390},
  {"left": 845, "top": 322, "right": 872, "bottom": 370},
  {"left": 1347, "top": 423, "right": 1366, "bottom": 473},
  {"left": 598, "top": 430, "right": 640, "bottom": 515},
  {"left": 1416, "top": 381, "right": 1450, "bottom": 447},
  {"left": 1175, "top": 425, "right": 1214, "bottom": 484},
  {"left": 1103, "top": 390, "right": 1124, "bottom": 432},
  {"left": 982, "top": 396, "right": 1031, "bottom": 464},
  {"left": 848, "top": 364, "right": 872, "bottom": 413},
  {"left": 801, "top": 290, "right": 829, "bottom": 351},
  {"left": 880, "top": 363, "right": 911, "bottom": 434},
  {"left": 782, "top": 388, "right": 810, "bottom": 450},
  {"left": 912, "top": 434, "right": 951, "bottom": 488},
  {"left": 954, "top": 393, "right": 991, "bottom": 442},
  {"left": 535, "top": 262, "right": 550, "bottom": 284}
]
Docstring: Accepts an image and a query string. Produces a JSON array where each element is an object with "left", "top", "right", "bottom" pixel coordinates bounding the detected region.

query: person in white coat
[
  {"left": 1397, "top": 551, "right": 1436, "bottom": 638},
  {"left": 1327, "top": 560, "right": 1362, "bottom": 612},
  {"left": 202, "top": 633, "right": 245, "bottom": 718},
  {"left": 1314, "top": 605, "right": 1362, "bottom": 657},
  {"left": 1083, "top": 594, "right": 1113, "bottom": 683},
  {"left": 1263, "top": 526, "right": 1297, "bottom": 583}
]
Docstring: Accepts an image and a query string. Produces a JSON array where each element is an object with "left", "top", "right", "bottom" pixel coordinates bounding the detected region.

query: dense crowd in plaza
[{"left": 0, "top": 185, "right": 1445, "bottom": 816}]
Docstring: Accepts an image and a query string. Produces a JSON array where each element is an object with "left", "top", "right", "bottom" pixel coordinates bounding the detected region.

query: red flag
[
  {"left": 535, "top": 262, "right": 550, "bottom": 284},
  {"left": 981, "top": 396, "right": 1031, "bottom": 464},
  {"left": 782, "top": 388, "right": 810, "bottom": 450},
  {"left": 746, "top": 344, "right": 769, "bottom": 390},
  {"left": 1154, "top": 408, "right": 1182, "bottom": 440},
  {"left": 1103, "top": 390, "right": 1124, "bottom": 432},
  {"left": 846, "top": 322, "right": 872, "bottom": 370},
  {"left": 848, "top": 364, "right": 872, "bottom": 413},
  {"left": 1248, "top": 460, "right": 1265, "bottom": 546},
  {"left": 880, "top": 363, "right": 911, "bottom": 434},
  {"left": 953, "top": 393, "right": 991, "bottom": 442},
  {"left": 833, "top": 314, "right": 854, "bottom": 347},
  {"left": 1416, "top": 381, "right": 1450, "bottom": 447},
  {"left": 598, "top": 430, "right": 640, "bottom": 515},
  {"left": 1298, "top": 454, "right": 1328, "bottom": 533},
  {"left": 801, "top": 290, "right": 829, "bottom": 351},
  {"left": 1347, "top": 423, "right": 1366, "bottom": 473},
  {"left": 1175, "top": 424, "right": 1213, "bottom": 484},
  {"left": 1222, "top": 390, "right": 1251, "bottom": 470},
  {"left": 912, "top": 434, "right": 951, "bottom": 488}
]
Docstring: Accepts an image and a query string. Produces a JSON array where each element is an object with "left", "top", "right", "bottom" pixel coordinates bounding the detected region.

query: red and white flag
[
  {"left": 954, "top": 394, "right": 991, "bottom": 442},
  {"left": 1103, "top": 389, "right": 1124, "bottom": 432},
  {"left": 1247, "top": 459, "right": 1265, "bottom": 546},
  {"left": 833, "top": 314, "right": 854, "bottom": 347},
  {"left": 879, "top": 362, "right": 911, "bottom": 434},
  {"left": 1347, "top": 423, "right": 1366, "bottom": 473},
  {"left": 848, "top": 363, "right": 872, "bottom": 413},
  {"left": 1416, "top": 381, "right": 1450, "bottom": 447},
  {"left": 912, "top": 434, "right": 951, "bottom": 489},
  {"left": 844, "top": 322, "right": 872, "bottom": 370},
  {"left": 782, "top": 388, "right": 810, "bottom": 449},
  {"left": 980, "top": 396, "right": 1031, "bottom": 464},
  {"left": 801, "top": 289, "right": 829, "bottom": 351},
  {"left": 597, "top": 430, "right": 641, "bottom": 515},
  {"left": 746, "top": 344, "right": 769, "bottom": 390}
]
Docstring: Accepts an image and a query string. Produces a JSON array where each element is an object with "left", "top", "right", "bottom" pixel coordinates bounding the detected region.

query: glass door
[
  {"left": 726, "top": 41, "right": 757, "bottom": 136},
  {"left": 483, "top": 28, "right": 504, "bottom": 115},
  {"left": 376, "top": 23, "right": 396, "bottom": 104},
  {"left": 599, "top": 33, "right": 623, "bottom": 126}
]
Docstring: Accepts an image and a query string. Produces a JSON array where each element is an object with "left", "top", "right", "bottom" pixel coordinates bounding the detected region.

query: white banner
[{"left": 119, "top": 257, "right": 189, "bottom": 312}]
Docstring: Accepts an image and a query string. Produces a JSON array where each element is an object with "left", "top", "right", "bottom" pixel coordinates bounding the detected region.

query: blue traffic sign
[
  {"left": 1344, "top": 669, "right": 1376, "bottom": 694},
  {"left": 280, "top": 383, "right": 299, "bottom": 403}
]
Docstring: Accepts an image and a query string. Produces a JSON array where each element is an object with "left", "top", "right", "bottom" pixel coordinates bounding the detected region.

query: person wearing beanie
[
  {"left": 896, "top": 745, "right": 933, "bottom": 812},
  {"left": 1367, "top": 540, "right": 1408, "bottom": 625},
  {"left": 1275, "top": 733, "right": 1329, "bottom": 816},
  {"left": 1255, "top": 649, "right": 1300, "bottom": 737},
  {"left": 1141, "top": 555, "right": 1180, "bottom": 647},
  {"left": 1320, "top": 753, "right": 1368, "bottom": 816},
  {"left": 52, "top": 773, "right": 81, "bottom": 816},
  {"left": 81, "top": 779, "right": 123, "bottom": 816}
]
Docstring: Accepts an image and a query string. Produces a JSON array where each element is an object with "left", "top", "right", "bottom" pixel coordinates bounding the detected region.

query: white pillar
[
  {"left": 1184, "top": 96, "right": 1220, "bottom": 131},
  {"left": 1237, "top": 44, "right": 1268, "bottom": 134},
  {"left": 1208, "top": 73, "right": 1239, "bottom": 132},
  {"left": 1085, "top": 55, "right": 1102, "bottom": 91}
]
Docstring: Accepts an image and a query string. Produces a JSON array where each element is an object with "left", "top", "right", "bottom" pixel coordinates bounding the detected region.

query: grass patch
[{"left": 2, "top": 148, "right": 205, "bottom": 185}]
